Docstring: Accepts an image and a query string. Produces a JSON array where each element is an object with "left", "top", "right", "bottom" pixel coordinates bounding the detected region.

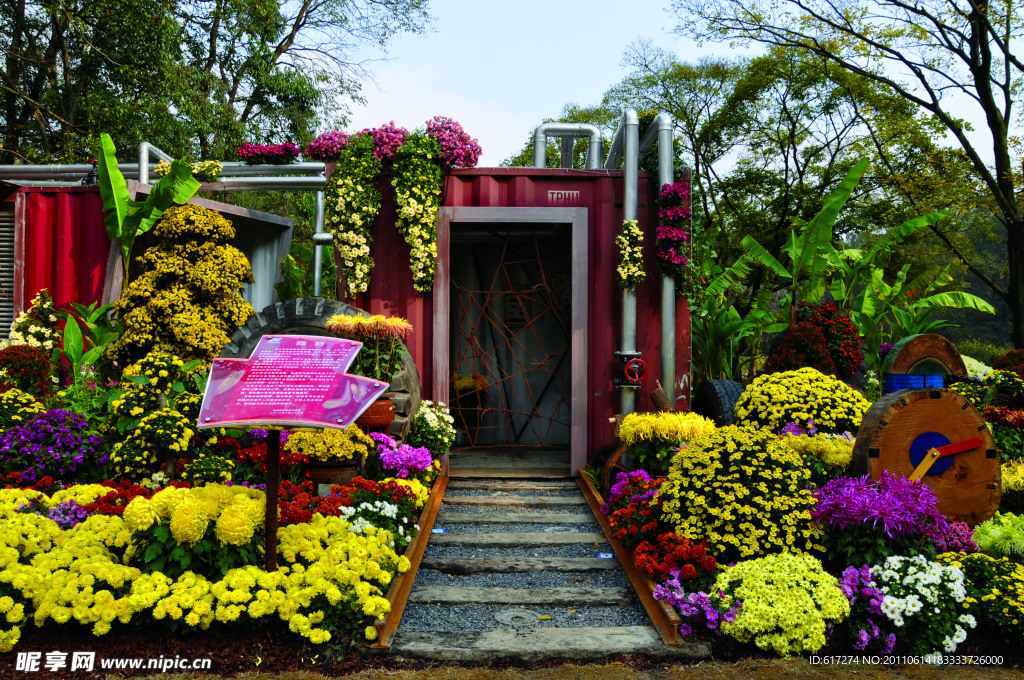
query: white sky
[{"left": 347, "top": 0, "right": 701, "bottom": 166}]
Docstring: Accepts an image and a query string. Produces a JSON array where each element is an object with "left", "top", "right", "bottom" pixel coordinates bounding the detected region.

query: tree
[
  {"left": 671, "top": 0, "right": 1024, "bottom": 344},
  {"left": 1, "top": 0, "right": 430, "bottom": 163}
]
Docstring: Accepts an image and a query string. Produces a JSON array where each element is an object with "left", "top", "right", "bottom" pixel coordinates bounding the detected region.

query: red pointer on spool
[{"left": 908, "top": 437, "right": 984, "bottom": 482}]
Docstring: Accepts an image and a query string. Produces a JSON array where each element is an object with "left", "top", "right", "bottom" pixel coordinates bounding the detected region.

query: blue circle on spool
[{"left": 909, "top": 431, "right": 955, "bottom": 476}]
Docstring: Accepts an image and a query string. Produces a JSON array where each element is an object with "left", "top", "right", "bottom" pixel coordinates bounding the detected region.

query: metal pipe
[
  {"left": 313, "top": 190, "right": 325, "bottom": 296},
  {"left": 0, "top": 161, "right": 325, "bottom": 181},
  {"left": 216, "top": 162, "right": 326, "bottom": 177},
  {"left": 620, "top": 109, "right": 640, "bottom": 415},
  {"left": 138, "top": 142, "right": 149, "bottom": 185},
  {"left": 560, "top": 138, "right": 574, "bottom": 169},
  {"left": 533, "top": 122, "right": 603, "bottom": 169},
  {"left": 641, "top": 112, "right": 678, "bottom": 408},
  {"left": 213, "top": 176, "right": 327, "bottom": 191}
]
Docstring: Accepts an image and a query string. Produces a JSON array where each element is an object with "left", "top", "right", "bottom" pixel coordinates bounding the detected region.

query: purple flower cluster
[
  {"left": 780, "top": 419, "right": 818, "bottom": 437},
  {"left": 304, "top": 131, "right": 350, "bottom": 161},
  {"left": 237, "top": 142, "right": 300, "bottom": 164},
  {"left": 370, "top": 432, "right": 432, "bottom": 479},
  {"left": 880, "top": 343, "right": 895, "bottom": 360},
  {"left": 653, "top": 578, "right": 740, "bottom": 636},
  {"left": 933, "top": 521, "right": 978, "bottom": 553},
  {"left": 838, "top": 566, "right": 897, "bottom": 653},
  {"left": 369, "top": 122, "right": 408, "bottom": 161},
  {"left": 0, "top": 409, "right": 105, "bottom": 482},
  {"left": 425, "top": 116, "right": 482, "bottom": 168},
  {"left": 600, "top": 469, "right": 656, "bottom": 515},
  {"left": 47, "top": 500, "right": 91, "bottom": 530},
  {"left": 811, "top": 471, "right": 948, "bottom": 541}
]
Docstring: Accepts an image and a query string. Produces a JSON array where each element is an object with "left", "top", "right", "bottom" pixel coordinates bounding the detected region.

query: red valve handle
[{"left": 624, "top": 358, "right": 647, "bottom": 384}]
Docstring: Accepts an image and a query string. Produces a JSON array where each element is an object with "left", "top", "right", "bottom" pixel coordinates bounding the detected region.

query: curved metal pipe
[{"left": 533, "top": 122, "right": 603, "bottom": 169}]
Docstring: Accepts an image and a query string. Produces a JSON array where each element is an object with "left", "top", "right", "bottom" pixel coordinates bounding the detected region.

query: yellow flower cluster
[
  {"left": 615, "top": 220, "right": 645, "bottom": 290},
  {"left": 0, "top": 389, "right": 45, "bottom": 429},
  {"left": 1001, "top": 459, "right": 1024, "bottom": 492},
  {"left": 180, "top": 451, "right": 235, "bottom": 485},
  {"left": 617, "top": 412, "right": 716, "bottom": 446},
  {"left": 0, "top": 489, "right": 46, "bottom": 520},
  {"left": 123, "top": 485, "right": 263, "bottom": 543},
  {"left": 0, "top": 509, "right": 410, "bottom": 650},
  {"left": 734, "top": 368, "right": 870, "bottom": 435},
  {"left": 778, "top": 433, "right": 853, "bottom": 470},
  {"left": 326, "top": 314, "right": 413, "bottom": 341},
  {"left": 109, "top": 205, "right": 254, "bottom": 368},
  {"left": 385, "top": 477, "right": 430, "bottom": 508},
  {"left": 938, "top": 551, "right": 1023, "bottom": 643},
  {"left": 658, "top": 425, "right": 823, "bottom": 561},
  {"left": 326, "top": 140, "right": 381, "bottom": 297},
  {"left": 109, "top": 408, "right": 194, "bottom": 478},
  {"left": 714, "top": 553, "right": 850, "bottom": 656},
  {"left": 392, "top": 135, "right": 443, "bottom": 292},
  {"left": 284, "top": 425, "right": 373, "bottom": 463},
  {"left": 154, "top": 159, "right": 223, "bottom": 183},
  {"left": 44, "top": 485, "right": 110, "bottom": 509}
]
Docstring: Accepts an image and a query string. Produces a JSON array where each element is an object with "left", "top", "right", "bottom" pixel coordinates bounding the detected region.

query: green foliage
[
  {"left": 973, "top": 512, "right": 1024, "bottom": 559},
  {"left": 276, "top": 242, "right": 337, "bottom": 301}
]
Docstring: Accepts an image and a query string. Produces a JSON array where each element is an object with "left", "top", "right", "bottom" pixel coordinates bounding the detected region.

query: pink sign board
[{"left": 197, "top": 334, "right": 389, "bottom": 430}]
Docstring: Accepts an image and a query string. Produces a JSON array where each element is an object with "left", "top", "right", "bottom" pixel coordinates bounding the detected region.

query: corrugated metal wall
[{"left": 13, "top": 186, "right": 109, "bottom": 317}]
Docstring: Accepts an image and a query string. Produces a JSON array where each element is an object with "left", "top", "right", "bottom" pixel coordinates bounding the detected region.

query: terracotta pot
[
  {"left": 305, "top": 458, "right": 361, "bottom": 488},
  {"left": 355, "top": 397, "right": 395, "bottom": 434}
]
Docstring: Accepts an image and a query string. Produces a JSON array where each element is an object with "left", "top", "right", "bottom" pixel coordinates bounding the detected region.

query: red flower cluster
[
  {"left": 607, "top": 477, "right": 666, "bottom": 551},
  {"left": 81, "top": 478, "right": 190, "bottom": 515},
  {"left": 221, "top": 437, "right": 309, "bottom": 474},
  {"left": 0, "top": 344, "right": 53, "bottom": 398},
  {"left": 795, "top": 302, "right": 863, "bottom": 380},
  {"left": 656, "top": 182, "right": 693, "bottom": 281},
  {"left": 276, "top": 477, "right": 419, "bottom": 526},
  {"left": 765, "top": 321, "right": 836, "bottom": 376},
  {"left": 632, "top": 533, "right": 717, "bottom": 582},
  {"left": 983, "top": 406, "right": 1024, "bottom": 429},
  {"left": 2, "top": 472, "right": 59, "bottom": 493},
  {"left": 994, "top": 349, "right": 1024, "bottom": 380}
]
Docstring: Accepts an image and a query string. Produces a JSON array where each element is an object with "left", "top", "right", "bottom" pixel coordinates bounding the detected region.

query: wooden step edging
[
  {"left": 372, "top": 470, "right": 449, "bottom": 649},
  {"left": 576, "top": 470, "right": 686, "bottom": 646}
]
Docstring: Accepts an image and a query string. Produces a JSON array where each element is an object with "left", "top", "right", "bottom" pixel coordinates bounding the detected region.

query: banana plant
[
  {"left": 739, "top": 158, "right": 870, "bottom": 324},
  {"left": 97, "top": 133, "right": 200, "bottom": 283}
]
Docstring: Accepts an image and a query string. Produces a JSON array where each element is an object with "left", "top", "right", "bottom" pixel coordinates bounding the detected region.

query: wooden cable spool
[{"left": 851, "top": 388, "right": 1001, "bottom": 524}]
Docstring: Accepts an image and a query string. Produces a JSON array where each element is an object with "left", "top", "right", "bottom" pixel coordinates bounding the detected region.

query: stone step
[
  {"left": 428, "top": 532, "right": 607, "bottom": 548},
  {"left": 409, "top": 586, "right": 630, "bottom": 606},
  {"left": 420, "top": 556, "right": 622, "bottom": 574},
  {"left": 390, "top": 626, "right": 710, "bottom": 663},
  {"left": 443, "top": 495, "right": 586, "bottom": 507},
  {"left": 446, "top": 480, "right": 578, "bottom": 491},
  {"left": 436, "top": 510, "right": 593, "bottom": 524}
]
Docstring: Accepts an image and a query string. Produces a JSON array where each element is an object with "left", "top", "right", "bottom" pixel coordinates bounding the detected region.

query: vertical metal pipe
[
  {"left": 656, "top": 115, "right": 676, "bottom": 407},
  {"left": 313, "top": 190, "right": 325, "bottom": 297},
  {"left": 587, "top": 135, "right": 603, "bottom": 170},
  {"left": 560, "top": 138, "right": 574, "bottom": 168},
  {"left": 533, "top": 127, "right": 549, "bottom": 168},
  {"left": 137, "top": 142, "right": 149, "bottom": 185},
  {"left": 621, "top": 110, "right": 640, "bottom": 415}
]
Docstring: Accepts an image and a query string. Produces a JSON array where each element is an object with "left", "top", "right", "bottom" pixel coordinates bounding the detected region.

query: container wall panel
[
  {"left": 360, "top": 168, "right": 692, "bottom": 457},
  {"left": 14, "top": 187, "right": 110, "bottom": 316}
]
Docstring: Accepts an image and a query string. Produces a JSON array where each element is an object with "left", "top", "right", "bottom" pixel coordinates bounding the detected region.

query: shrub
[
  {"left": 716, "top": 553, "right": 849, "bottom": 656},
  {"left": 108, "top": 409, "right": 194, "bottom": 479},
  {"left": 983, "top": 406, "right": 1024, "bottom": 462},
  {"left": 764, "top": 321, "right": 836, "bottom": 376},
  {"left": 797, "top": 302, "right": 863, "bottom": 380},
  {"left": 0, "top": 345, "right": 53, "bottom": 398},
  {"left": 994, "top": 348, "right": 1024, "bottom": 379},
  {"left": 950, "top": 369, "right": 1024, "bottom": 410},
  {"left": 617, "top": 411, "right": 716, "bottom": 476},
  {"left": 179, "top": 451, "right": 235, "bottom": 485},
  {"left": 1002, "top": 459, "right": 1024, "bottom": 514},
  {"left": 734, "top": 367, "right": 871, "bottom": 435},
  {"left": 872, "top": 554, "right": 975, "bottom": 655},
  {"left": 972, "top": 512, "right": 1024, "bottom": 558},
  {"left": 956, "top": 339, "right": 1011, "bottom": 367},
  {"left": 937, "top": 552, "right": 1024, "bottom": 645},
  {"left": 107, "top": 205, "right": 254, "bottom": 369},
  {"left": 658, "top": 425, "right": 822, "bottom": 562},
  {"left": 810, "top": 472, "right": 948, "bottom": 569}
]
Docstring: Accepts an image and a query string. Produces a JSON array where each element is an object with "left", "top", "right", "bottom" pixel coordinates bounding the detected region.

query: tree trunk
[{"left": 1008, "top": 219, "right": 1024, "bottom": 347}]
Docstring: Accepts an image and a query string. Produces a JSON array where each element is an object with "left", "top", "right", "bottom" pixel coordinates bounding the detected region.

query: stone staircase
[{"left": 390, "top": 478, "right": 709, "bottom": 663}]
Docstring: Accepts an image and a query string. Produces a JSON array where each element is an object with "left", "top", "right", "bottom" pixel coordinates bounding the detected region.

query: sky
[{"left": 347, "top": 0, "right": 702, "bottom": 166}]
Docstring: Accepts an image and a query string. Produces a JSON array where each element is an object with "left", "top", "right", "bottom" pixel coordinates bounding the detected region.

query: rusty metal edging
[
  {"left": 372, "top": 470, "right": 448, "bottom": 649},
  {"left": 576, "top": 469, "right": 685, "bottom": 646}
]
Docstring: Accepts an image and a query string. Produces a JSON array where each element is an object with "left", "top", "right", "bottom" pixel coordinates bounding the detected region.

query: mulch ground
[{"left": 0, "top": 622, "right": 1020, "bottom": 680}]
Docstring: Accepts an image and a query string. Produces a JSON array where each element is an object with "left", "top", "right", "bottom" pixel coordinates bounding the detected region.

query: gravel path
[{"left": 432, "top": 521, "right": 603, "bottom": 534}]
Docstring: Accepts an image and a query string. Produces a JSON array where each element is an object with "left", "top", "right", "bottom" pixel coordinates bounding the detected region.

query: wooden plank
[
  {"left": 410, "top": 585, "right": 630, "bottom": 606},
  {"left": 420, "top": 556, "right": 622, "bottom": 574},
  {"left": 576, "top": 472, "right": 685, "bottom": 646},
  {"left": 428, "top": 531, "right": 606, "bottom": 547},
  {"left": 372, "top": 472, "right": 448, "bottom": 649},
  {"left": 437, "top": 510, "right": 593, "bottom": 524},
  {"left": 442, "top": 495, "right": 586, "bottom": 507},
  {"left": 448, "top": 467, "right": 570, "bottom": 479}
]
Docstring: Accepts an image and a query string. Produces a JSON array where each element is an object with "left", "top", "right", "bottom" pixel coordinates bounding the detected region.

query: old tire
[
  {"left": 691, "top": 379, "right": 743, "bottom": 427},
  {"left": 220, "top": 297, "right": 421, "bottom": 441}
]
